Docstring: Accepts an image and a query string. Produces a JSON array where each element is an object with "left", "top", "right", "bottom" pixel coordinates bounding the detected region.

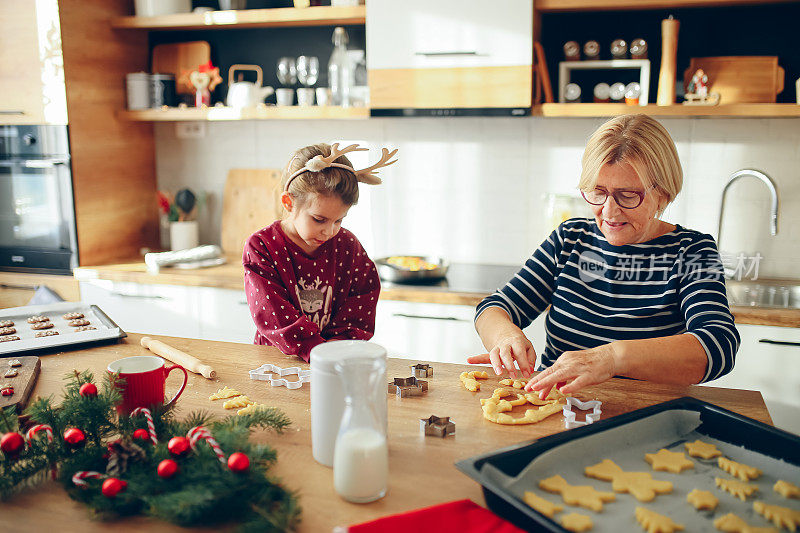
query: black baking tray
[{"left": 455, "top": 397, "right": 800, "bottom": 532}]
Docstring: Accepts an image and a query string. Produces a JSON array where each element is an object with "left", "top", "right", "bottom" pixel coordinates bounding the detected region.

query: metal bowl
[{"left": 375, "top": 255, "right": 449, "bottom": 283}]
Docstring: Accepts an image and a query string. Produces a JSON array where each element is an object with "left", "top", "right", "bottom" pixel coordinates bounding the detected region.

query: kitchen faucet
[{"left": 717, "top": 169, "right": 779, "bottom": 278}]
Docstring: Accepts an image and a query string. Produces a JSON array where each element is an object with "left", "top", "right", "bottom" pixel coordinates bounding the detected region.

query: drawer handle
[
  {"left": 109, "top": 291, "right": 166, "bottom": 300},
  {"left": 392, "top": 312, "right": 468, "bottom": 322},
  {"left": 758, "top": 339, "right": 800, "bottom": 347},
  {"left": 415, "top": 51, "right": 482, "bottom": 57},
  {"left": 239, "top": 300, "right": 249, "bottom": 305},
  {"left": 0, "top": 110, "right": 26, "bottom": 115}
]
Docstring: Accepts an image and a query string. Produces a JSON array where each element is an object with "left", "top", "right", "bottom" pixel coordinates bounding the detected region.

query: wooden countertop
[
  {"left": 74, "top": 260, "right": 800, "bottom": 327},
  {"left": 2, "top": 333, "right": 772, "bottom": 531}
]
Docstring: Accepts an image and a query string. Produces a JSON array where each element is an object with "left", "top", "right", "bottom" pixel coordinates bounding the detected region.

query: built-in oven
[{"left": 0, "top": 125, "right": 78, "bottom": 273}]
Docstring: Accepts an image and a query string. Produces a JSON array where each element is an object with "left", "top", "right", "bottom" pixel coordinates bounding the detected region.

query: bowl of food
[{"left": 375, "top": 255, "right": 449, "bottom": 283}]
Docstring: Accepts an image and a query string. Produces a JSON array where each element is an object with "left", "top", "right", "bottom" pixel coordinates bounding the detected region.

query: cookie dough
[
  {"left": 713, "top": 512, "right": 777, "bottom": 533},
  {"left": 774, "top": 480, "right": 800, "bottom": 499},
  {"left": 522, "top": 491, "right": 563, "bottom": 518},
  {"left": 209, "top": 386, "right": 242, "bottom": 400},
  {"left": 223, "top": 396, "right": 254, "bottom": 409},
  {"left": 718, "top": 457, "right": 762, "bottom": 481},
  {"left": 753, "top": 501, "right": 800, "bottom": 531},
  {"left": 460, "top": 370, "right": 489, "bottom": 391},
  {"left": 585, "top": 459, "right": 673, "bottom": 502},
  {"left": 687, "top": 488, "right": 719, "bottom": 511},
  {"left": 561, "top": 513, "right": 593, "bottom": 532},
  {"left": 645, "top": 449, "right": 694, "bottom": 473},
  {"left": 539, "top": 474, "right": 616, "bottom": 512},
  {"left": 684, "top": 439, "right": 722, "bottom": 459},
  {"left": 716, "top": 477, "right": 759, "bottom": 501},
  {"left": 635, "top": 506, "right": 684, "bottom": 533},
  {"left": 481, "top": 387, "right": 563, "bottom": 425}
]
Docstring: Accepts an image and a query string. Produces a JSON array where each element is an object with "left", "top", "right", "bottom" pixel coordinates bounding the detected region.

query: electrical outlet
[{"left": 175, "top": 121, "right": 206, "bottom": 139}]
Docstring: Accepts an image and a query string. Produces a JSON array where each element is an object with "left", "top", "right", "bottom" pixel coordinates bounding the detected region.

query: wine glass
[
  {"left": 297, "top": 56, "right": 319, "bottom": 87},
  {"left": 277, "top": 57, "right": 297, "bottom": 86}
]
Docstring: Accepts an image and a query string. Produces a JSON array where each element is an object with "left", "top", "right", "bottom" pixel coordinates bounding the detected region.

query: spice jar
[
  {"left": 625, "top": 82, "right": 641, "bottom": 105},
  {"left": 609, "top": 82, "right": 626, "bottom": 102},
  {"left": 563, "top": 40, "right": 581, "bottom": 61},
  {"left": 593, "top": 83, "right": 611, "bottom": 103},
  {"left": 610, "top": 39, "right": 628, "bottom": 59},
  {"left": 583, "top": 40, "right": 600, "bottom": 60},
  {"left": 630, "top": 38, "right": 648, "bottom": 59},
  {"left": 565, "top": 83, "right": 582, "bottom": 103}
]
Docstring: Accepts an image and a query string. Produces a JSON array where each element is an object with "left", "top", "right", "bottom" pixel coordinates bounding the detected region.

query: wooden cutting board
[
  {"left": 1, "top": 356, "right": 41, "bottom": 413},
  {"left": 152, "top": 41, "right": 211, "bottom": 94},
  {"left": 684, "top": 56, "right": 784, "bottom": 103},
  {"left": 221, "top": 169, "right": 283, "bottom": 257}
]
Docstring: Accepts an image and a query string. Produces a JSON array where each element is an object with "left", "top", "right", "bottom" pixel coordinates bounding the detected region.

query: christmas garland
[{"left": 0, "top": 370, "right": 300, "bottom": 532}]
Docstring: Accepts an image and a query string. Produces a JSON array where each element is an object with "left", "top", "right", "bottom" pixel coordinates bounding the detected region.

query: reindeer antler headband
[{"left": 284, "top": 143, "right": 398, "bottom": 192}]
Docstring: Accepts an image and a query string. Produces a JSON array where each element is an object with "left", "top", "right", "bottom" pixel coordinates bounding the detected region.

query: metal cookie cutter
[
  {"left": 409, "top": 363, "right": 433, "bottom": 378},
  {"left": 388, "top": 376, "right": 428, "bottom": 398},
  {"left": 420, "top": 415, "right": 455, "bottom": 438},
  {"left": 249, "top": 364, "right": 311, "bottom": 389},
  {"left": 562, "top": 397, "right": 602, "bottom": 429}
]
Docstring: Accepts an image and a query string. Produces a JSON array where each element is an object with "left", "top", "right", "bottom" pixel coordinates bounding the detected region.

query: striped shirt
[{"left": 476, "top": 218, "right": 739, "bottom": 383}]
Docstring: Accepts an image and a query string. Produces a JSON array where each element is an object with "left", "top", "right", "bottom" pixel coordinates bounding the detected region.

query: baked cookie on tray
[
  {"left": 0, "top": 336, "right": 20, "bottom": 342},
  {"left": 73, "top": 326, "right": 97, "bottom": 332},
  {"left": 35, "top": 330, "right": 59, "bottom": 337},
  {"left": 0, "top": 320, "right": 14, "bottom": 328},
  {"left": 27, "top": 315, "right": 50, "bottom": 323},
  {"left": 62, "top": 312, "right": 84, "bottom": 320},
  {"left": 68, "top": 319, "right": 90, "bottom": 327},
  {"left": 0, "top": 327, "right": 16, "bottom": 336},
  {"left": 30, "top": 321, "right": 54, "bottom": 330}
]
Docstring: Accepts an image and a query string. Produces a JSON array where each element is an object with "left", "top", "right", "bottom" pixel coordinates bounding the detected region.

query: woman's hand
[
  {"left": 467, "top": 331, "right": 537, "bottom": 379},
  {"left": 524, "top": 342, "right": 621, "bottom": 398}
]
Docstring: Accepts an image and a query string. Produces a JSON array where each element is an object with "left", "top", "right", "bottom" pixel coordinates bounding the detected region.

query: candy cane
[
  {"left": 25, "top": 424, "right": 54, "bottom": 444},
  {"left": 130, "top": 407, "right": 158, "bottom": 445},
  {"left": 187, "top": 426, "right": 226, "bottom": 464},
  {"left": 72, "top": 470, "right": 105, "bottom": 488}
]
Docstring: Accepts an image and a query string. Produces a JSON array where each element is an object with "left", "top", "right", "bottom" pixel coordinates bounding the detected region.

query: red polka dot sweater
[{"left": 243, "top": 220, "right": 381, "bottom": 362}]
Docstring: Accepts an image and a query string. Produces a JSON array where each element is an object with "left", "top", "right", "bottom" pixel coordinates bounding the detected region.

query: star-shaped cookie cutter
[
  {"left": 409, "top": 363, "right": 433, "bottom": 378},
  {"left": 388, "top": 376, "right": 428, "bottom": 398},
  {"left": 248, "top": 364, "right": 311, "bottom": 389},
  {"left": 562, "top": 397, "right": 602, "bottom": 429},
  {"left": 420, "top": 415, "right": 455, "bottom": 437}
]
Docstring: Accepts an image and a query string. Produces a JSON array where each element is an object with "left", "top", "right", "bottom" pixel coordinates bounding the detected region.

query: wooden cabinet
[
  {"left": 0, "top": 0, "right": 68, "bottom": 124},
  {"left": 366, "top": 0, "right": 532, "bottom": 110}
]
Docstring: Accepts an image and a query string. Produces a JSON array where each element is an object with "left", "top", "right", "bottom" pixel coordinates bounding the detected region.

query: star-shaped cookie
[
  {"left": 645, "top": 449, "right": 694, "bottom": 473},
  {"left": 684, "top": 439, "right": 722, "bottom": 459},
  {"left": 561, "top": 513, "right": 593, "bottom": 532},
  {"left": 523, "top": 491, "right": 563, "bottom": 518},
  {"left": 687, "top": 488, "right": 719, "bottom": 511}
]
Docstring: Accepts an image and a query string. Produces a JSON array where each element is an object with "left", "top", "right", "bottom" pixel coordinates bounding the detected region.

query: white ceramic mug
[
  {"left": 296, "top": 88, "right": 315, "bottom": 106},
  {"left": 276, "top": 88, "right": 294, "bottom": 106},
  {"left": 170, "top": 220, "right": 199, "bottom": 251},
  {"left": 315, "top": 87, "right": 331, "bottom": 106}
]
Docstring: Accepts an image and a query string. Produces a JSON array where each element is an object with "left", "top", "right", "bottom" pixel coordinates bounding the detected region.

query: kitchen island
[{"left": 2, "top": 333, "right": 772, "bottom": 532}]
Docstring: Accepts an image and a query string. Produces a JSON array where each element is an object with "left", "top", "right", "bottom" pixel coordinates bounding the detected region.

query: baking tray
[
  {"left": 0, "top": 301, "right": 126, "bottom": 356},
  {"left": 375, "top": 256, "right": 449, "bottom": 283},
  {"left": 456, "top": 397, "right": 800, "bottom": 532}
]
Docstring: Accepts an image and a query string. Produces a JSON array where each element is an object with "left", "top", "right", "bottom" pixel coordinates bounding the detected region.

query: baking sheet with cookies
[
  {"left": 0, "top": 301, "right": 126, "bottom": 356},
  {"left": 457, "top": 397, "right": 800, "bottom": 532}
]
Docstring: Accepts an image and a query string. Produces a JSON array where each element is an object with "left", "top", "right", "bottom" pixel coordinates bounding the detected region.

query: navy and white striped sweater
[{"left": 476, "top": 218, "right": 739, "bottom": 383}]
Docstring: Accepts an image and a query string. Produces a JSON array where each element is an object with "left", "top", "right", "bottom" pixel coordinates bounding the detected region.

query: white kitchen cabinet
[
  {"left": 373, "top": 300, "right": 547, "bottom": 366},
  {"left": 702, "top": 324, "right": 800, "bottom": 434},
  {"left": 194, "top": 286, "right": 256, "bottom": 344},
  {"left": 79, "top": 280, "right": 200, "bottom": 339}
]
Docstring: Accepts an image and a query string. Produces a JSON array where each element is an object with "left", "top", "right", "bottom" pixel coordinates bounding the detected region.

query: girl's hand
[
  {"left": 524, "top": 342, "right": 619, "bottom": 398},
  {"left": 466, "top": 332, "right": 536, "bottom": 379}
]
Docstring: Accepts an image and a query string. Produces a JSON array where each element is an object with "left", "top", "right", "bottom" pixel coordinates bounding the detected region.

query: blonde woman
[{"left": 470, "top": 115, "right": 739, "bottom": 398}]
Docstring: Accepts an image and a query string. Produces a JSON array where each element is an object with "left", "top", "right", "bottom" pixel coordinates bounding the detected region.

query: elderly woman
[{"left": 469, "top": 114, "right": 739, "bottom": 398}]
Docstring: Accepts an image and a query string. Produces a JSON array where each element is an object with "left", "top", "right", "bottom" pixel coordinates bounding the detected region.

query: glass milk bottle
[
  {"left": 333, "top": 356, "right": 388, "bottom": 503},
  {"left": 328, "top": 26, "right": 353, "bottom": 107}
]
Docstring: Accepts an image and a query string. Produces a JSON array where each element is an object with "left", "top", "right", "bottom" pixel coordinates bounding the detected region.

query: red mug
[{"left": 108, "top": 355, "right": 188, "bottom": 414}]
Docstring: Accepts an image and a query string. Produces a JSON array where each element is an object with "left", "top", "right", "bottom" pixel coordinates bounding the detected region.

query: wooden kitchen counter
[
  {"left": 74, "top": 259, "right": 800, "bottom": 327},
  {"left": 2, "top": 333, "right": 772, "bottom": 531}
]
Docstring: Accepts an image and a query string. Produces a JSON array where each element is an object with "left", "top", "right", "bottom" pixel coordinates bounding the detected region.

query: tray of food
[
  {"left": 0, "top": 301, "right": 126, "bottom": 356},
  {"left": 375, "top": 255, "right": 449, "bottom": 283},
  {"left": 456, "top": 397, "right": 800, "bottom": 532}
]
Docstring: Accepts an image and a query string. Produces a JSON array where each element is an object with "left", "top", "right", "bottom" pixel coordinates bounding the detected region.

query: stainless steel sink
[{"left": 726, "top": 280, "right": 800, "bottom": 309}]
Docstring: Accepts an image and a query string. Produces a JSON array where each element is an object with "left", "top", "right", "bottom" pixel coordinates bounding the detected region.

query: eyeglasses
[{"left": 581, "top": 186, "right": 654, "bottom": 209}]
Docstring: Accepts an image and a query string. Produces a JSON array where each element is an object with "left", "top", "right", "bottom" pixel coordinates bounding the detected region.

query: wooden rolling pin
[{"left": 140, "top": 336, "right": 216, "bottom": 379}]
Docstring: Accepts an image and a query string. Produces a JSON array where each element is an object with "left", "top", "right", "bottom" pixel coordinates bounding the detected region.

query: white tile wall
[{"left": 154, "top": 116, "right": 800, "bottom": 278}]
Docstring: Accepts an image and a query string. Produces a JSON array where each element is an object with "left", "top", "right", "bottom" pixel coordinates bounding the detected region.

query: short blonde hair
[
  {"left": 280, "top": 143, "right": 360, "bottom": 209},
  {"left": 579, "top": 115, "right": 683, "bottom": 213}
]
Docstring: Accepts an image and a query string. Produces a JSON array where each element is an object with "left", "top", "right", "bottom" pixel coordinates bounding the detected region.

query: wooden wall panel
[{"left": 58, "top": 0, "right": 159, "bottom": 266}]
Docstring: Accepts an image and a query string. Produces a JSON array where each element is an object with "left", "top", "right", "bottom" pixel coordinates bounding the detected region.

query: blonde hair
[
  {"left": 280, "top": 143, "right": 360, "bottom": 209},
  {"left": 579, "top": 115, "right": 683, "bottom": 214}
]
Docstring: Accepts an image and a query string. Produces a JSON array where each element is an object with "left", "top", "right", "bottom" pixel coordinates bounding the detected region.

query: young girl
[{"left": 243, "top": 143, "right": 397, "bottom": 361}]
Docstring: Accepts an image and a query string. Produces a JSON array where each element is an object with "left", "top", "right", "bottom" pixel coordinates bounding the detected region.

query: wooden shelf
[
  {"left": 118, "top": 106, "right": 370, "bottom": 121},
  {"left": 535, "top": 103, "right": 800, "bottom": 117},
  {"left": 110, "top": 5, "right": 365, "bottom": 31},
  {"left": 535, "top": 0, "right": 798, "bottom": 12}
]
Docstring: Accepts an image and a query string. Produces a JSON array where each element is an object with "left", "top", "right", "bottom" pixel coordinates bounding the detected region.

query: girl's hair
[
  {"left": 280, "top": 143, "right": 359, "bottom": 209},
  {"left": 579, "top": 114, "right": 683, "bottom": 214}
]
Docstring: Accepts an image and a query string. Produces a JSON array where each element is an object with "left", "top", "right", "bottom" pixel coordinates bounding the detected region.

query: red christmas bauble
[
  {"left": 63, "top": 427, "right": 86, "bottom": 447},
  {"left": 78, "top": 382, "right": 98, "bottom": 397},
  {"left": 227, "top": 452, "right": 250, "bottom": 473},
  {"left": 132, "top": 429, "right": 149, "bottom": 442},
  {"left": 0, "top": 432, "right": 24, "bottom": 455},
  {"left": 167, "top": 436, "right": 190, "bottom": 457},
  {"left": 157, "top": 458, "right": 179, "bottom": 478},
  {"left": 101, "top": 477, "right": 127, "bottom": 498}
]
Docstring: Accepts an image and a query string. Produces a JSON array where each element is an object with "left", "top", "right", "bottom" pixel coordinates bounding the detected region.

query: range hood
[{"left": 366, "top": 0, "right": 533, "bottom": 117}]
